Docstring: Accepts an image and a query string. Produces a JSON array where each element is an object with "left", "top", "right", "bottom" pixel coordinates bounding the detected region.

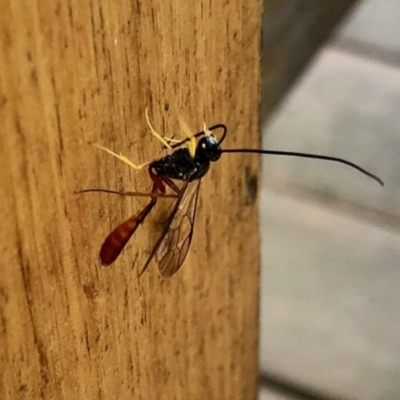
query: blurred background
[{"left": 258, "top": 1, "right": 400, "bottom": 399}]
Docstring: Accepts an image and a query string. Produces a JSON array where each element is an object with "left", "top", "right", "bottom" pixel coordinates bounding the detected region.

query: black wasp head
[{"left": 195, "top": 136, "right": 222, "bottom": 162}]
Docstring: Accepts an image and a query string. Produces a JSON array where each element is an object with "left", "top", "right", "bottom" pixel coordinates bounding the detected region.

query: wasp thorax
[{"left": 195, "top": 136, "right": 221, "bottom": 162}]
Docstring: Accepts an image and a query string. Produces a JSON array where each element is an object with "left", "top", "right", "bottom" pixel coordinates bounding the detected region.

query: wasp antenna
[{"left": 222, "top": 149, "right": 384, "bottom": 186}]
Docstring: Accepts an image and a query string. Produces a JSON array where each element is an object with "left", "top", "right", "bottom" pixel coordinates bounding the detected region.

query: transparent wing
[
  {"left": 156, "top": 179, "right": 201, "bottom": 277},
  {"left": 139, "top": 179, "right": 201, "bottom": 277}
]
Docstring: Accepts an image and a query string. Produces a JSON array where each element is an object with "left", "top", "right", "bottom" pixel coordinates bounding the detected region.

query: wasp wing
[
  {"left": 139, "top": 179, "right": 201, "bottom": 277},
  {"left": 156, "top": 179, "right": 201, "bottom": 277}
]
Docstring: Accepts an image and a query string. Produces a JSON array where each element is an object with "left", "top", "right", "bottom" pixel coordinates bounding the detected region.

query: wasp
[{"left": 79, "top": 109, "right": 383, "bottom": 277}]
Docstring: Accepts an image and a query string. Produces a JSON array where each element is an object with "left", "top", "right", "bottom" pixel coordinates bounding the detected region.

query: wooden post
[{"left": 1, "top": 0, "right": 262, "bottom": 399}]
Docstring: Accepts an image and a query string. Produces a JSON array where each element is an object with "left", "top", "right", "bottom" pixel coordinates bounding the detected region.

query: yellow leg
[
  {"left": 178, "top": 117, "right": 197, "bottom": 159},
  {"left": 145, "top": 108, "right": 172, "bottom": 150},
  {"left": 162, "top": 136, "right": 182, "bottom": 144},
  {"left": 93, "top": 144, "right": 150, "bottom": 170},
  {"left": 203, "top": 122, "right": 212, "bottom": 137}
]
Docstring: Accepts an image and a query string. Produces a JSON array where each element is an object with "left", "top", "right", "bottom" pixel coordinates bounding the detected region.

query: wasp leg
[
  {"left": 178, "top": 117, "right": 197, "bottom": 159},
  {"left": 162, "top": 136, "right": 182, "bottom": 144},
  {"left": 75, "top": 188, "right": 178, "bottom": 198},
  {"left": 157, "top": 135, "right": 183, "bottom": 152},
  {"left": 202, "top": 122, "right": 213, "bottom": 137},
  {"left": 159, "top": 175, "right": 181, "bottom": 194},
  {"left": 93, "top": 143, "right": 150, "bottom": 170},
  {"left": 145, "top": 108, "right": 173, "bottom": 150}
]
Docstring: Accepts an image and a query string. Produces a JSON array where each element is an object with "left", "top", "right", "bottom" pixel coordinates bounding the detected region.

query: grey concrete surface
[
  {"left": 259, "top": 386, "right": 294, "bottom": 400},
  {"left": 262, "top": 48, "right": 400, "bottom": 220},
  {"left": 339, "top": 0, "right": 400, "bottom": 53},
  {"left": 259, "top": 2, "right": 400, "bottom": 399},
  {"left": 259, "top": 191, "right": 400, "bottom": 400}
]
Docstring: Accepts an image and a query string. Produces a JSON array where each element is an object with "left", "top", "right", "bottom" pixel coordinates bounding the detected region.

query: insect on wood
[{"left": 78, "top": 108, "right": 384, "bottom": 277}]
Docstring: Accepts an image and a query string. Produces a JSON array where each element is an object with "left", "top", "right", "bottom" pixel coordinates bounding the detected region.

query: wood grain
[
  {"left": 261, "top": 0, "right": 360, "bottom": 122},
  {"left": 0, "top": 0, "right": 262, "bottom": 399}
]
